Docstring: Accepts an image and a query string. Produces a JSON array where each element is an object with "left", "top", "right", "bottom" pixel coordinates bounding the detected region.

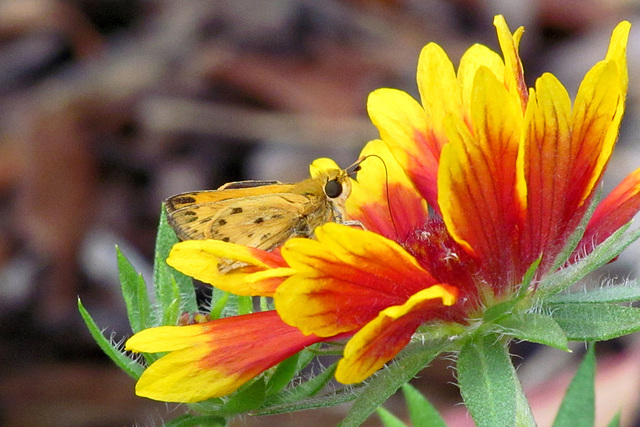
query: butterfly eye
[{"left": 324, "top": 179, "right": 343, "bottom": 198}]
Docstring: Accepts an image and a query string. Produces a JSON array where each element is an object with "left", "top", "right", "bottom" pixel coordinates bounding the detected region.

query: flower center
[{"left": 403, "top": 219, "right": 483, "bottom": 313}]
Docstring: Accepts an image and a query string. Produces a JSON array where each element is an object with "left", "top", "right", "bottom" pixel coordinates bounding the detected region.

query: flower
[{"left": 126, "top": 15, "right": 639, "bottom": 403}]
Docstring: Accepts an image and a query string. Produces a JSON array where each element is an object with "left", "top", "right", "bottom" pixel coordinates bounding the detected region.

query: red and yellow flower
[{"left": 126, "top": 16, "right": 639, "bottom": 403}]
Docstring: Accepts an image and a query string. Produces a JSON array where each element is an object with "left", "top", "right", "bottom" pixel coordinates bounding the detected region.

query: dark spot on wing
[
  {"left": 247, "top": 233, "right": 254, "bottom": 238},
  {"left": 218, "top": 219, "right": 227, "bottom": 226},
  {"left": 254, "top": 217, "right": 264, "bottom": 224},
  {"left": 172, "top": 196, "right": 196, "bottom": 205},
  {"left": 262, "top": 233, "right": 271, "bottom": 240},
  {"left": 271, "top": 214, "right": 283, "bottom": 219},
  {"left": 222, "top": 237, "right": 230, "bottom": 242},
  {"left": 231, "top": 207, "right": 243, "bottom": 214},
  {"left": 180, "top": 210, "right": 198, "bottom": 223}
]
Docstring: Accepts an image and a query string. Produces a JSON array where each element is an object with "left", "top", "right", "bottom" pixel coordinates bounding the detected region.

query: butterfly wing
[{"left": 166, "top": 188, "right": 318, "bottom": 250}]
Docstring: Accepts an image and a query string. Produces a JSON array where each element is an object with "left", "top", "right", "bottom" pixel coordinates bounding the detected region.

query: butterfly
[{"left": 164, "top": 157, "right": 365, "bottom": 253}]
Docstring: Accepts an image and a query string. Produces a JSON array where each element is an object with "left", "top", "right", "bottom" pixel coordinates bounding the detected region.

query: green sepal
[
  {"left": 538, "top": 224, "right": 640, "bottom": 299},
  {"left": 548, "top": 189, "right": 600, "bottom": 272},
  {"left": 77, "top": 298, "right": 144, "bottom": 379},
  {"left": 457, "top": 334, "right": 535, "bottom": 427},
  {"left": 546, "top": 281, "right": 640, "bottom": 304},
  {"left": 116, "top": 246, "right": 151, "bottom": 333},
  {"left": 496, "top": 311, "right": 569, "bottom": 351},
  {"left": 552, "top": 344, "right": 595, "bottom": 427},
  {"left": 549, "top": 303, "right": 640, "bottom": 341}
]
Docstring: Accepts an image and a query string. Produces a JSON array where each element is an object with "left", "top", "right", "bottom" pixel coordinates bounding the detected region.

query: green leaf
[
  {"left": 552, "top": 344, "right": 595, "bottom": 427},
  {"left": 77, "top": 298, "right": 144, "bottom": 379},
  {"left": 237, "top": 295, "right": 253, "bottom": 315},
  {"left": 402, "top": 383, "right": 446, "bottom": 427},
  {"left": 376, "top": 406, "right": 408, "bottom": 427},
  {"left": 546, "top": 281, "right": 640, "bottom": 304},
  {"left": 116, "top": 246, "right": 151, "bottom": 333},
  {"left": 496, "top": 312, "right": 568, "bottom": 350},
  {"left": 251, "top": 384, "right": 361, "bottom": 416},
  {"left": 161, "top": 277, "right": 183, "bottom": 326},
  {"left": 549, "top": 303, "right": 640, "bottom": 341},
  {"left": 538, "top": 224, "right": 640, "bottom": 298},
  {"left": 209, "top": 289, "right": 230, "bottom": 320},
  {"left": 154, "top": 206, "right": 197, "bottom": 318},
  {"left": 221, "top": 377, "right": 267, "bottom": 415},
  {"left": 263, "top": 363, "right": 338, "bottom": 407},
  {"left": 339, "top": 342, "right": 447, "bottom": 427},
  {"left": 162, "top": 414, "right": 228, "bottom": 427},
  {"left": 607, "top": 412, "right": 621, "bottom": 427},
  {"left": 266, "top": 352, "right": 301, "bottom": 396},
  {"left": 457, "top": 334, "right": 534, "bottom": 427}
]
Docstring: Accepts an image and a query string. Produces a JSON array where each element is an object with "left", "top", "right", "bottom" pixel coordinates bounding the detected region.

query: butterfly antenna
[{"left": 354, "top": 154, "right": 399, "bottom": 238}]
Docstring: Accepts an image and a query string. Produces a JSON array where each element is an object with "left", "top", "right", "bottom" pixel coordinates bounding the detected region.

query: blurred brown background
[{"left": 1, "top": 0, "right": 640, "bottom": 426}]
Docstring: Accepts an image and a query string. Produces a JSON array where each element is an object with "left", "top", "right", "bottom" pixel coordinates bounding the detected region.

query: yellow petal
[
  {"left": 335, "top": 285, "right": 457, "bottom": 384},
  {"left": 571, "top": 60, "right": 625, "bottom": 207},
  {"left": 440, "top": 66, "right": 522, "bottom": 264},
  {"left": 458, "top": 44, "right": 505, "bottom": 117},
  {"left": 166, "top": 240, "right": 288, "bottom": 296},
  {"left": 605, "top": 21, "right": 630, "bottom": 94},
  {"left": 367, "top": 88, "right": 440, "bottom": 206},
  {"left": 417, "top": 43, "right": 462, "bottom": 143},
  {"left": 276, "top": 223, "right": 437, "bottom": 337},
  {"left": 493, "top": 15, "right": 528, "bottom": 110}
]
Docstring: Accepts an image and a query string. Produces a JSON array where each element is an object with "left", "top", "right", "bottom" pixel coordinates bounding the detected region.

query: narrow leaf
[
  {"left": 78, "top": 298, "right": 143, "bottom": 379},
  {"left": 251, "top": 385, "right": 361, "bottom": 416},
  {"left": 221, "top": 377, "right": 267, "bottom": 415},
  {"left": 402, "top": 383, "right": 446, "bottom": 427},
  {"left": 162, "top": 414, "right": 227, "bottom": 427},
  {"left": 376, "top": 406, "right": 408, "bottom": 427},
  {"left": 266, "top": 352, "right": 301, "bottom": 396},
  {"left": 549, "top": 303, "right": 640, "bottom": 341},
  {"left": 263, "top": 363, "right": 337, "bottom": 407},
  {"left": 339, "top": 343, "right": 446, "bottom": 427},
  {"left": 164, "top": 277, "right": 182, "bottom": 326},
  {"left": 607, "top": 412, "right": 621, "bottom": 427},
  {"left": 116, "top": 246, "right": 151, "bottom": 332},
  {"left": 457, "top": 334, "right": 534, "bottom": 427},
  {"left": 497, "top": 312, "right": 568, "bottom": 350},
  {"left": 154, "top": 206, "right": 197, "bottom": 316},
  {"left": 547, "top": 281, "right": 640, "bottom": 304},
  {"left": 552, "top": 344, "right": 595, "bottom": 427},
  {"left": 539, "top": 224, "right": 640, "bottom": 298}
]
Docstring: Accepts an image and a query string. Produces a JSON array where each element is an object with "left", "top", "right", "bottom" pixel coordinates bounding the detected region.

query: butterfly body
[{"left": 164, "top": 161, "right": 354, "bottom": 253}]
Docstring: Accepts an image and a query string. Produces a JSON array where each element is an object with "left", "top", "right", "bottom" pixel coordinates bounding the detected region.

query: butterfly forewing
[{"left": 166, "top": 189, "right": 324, "bottom": 249}]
